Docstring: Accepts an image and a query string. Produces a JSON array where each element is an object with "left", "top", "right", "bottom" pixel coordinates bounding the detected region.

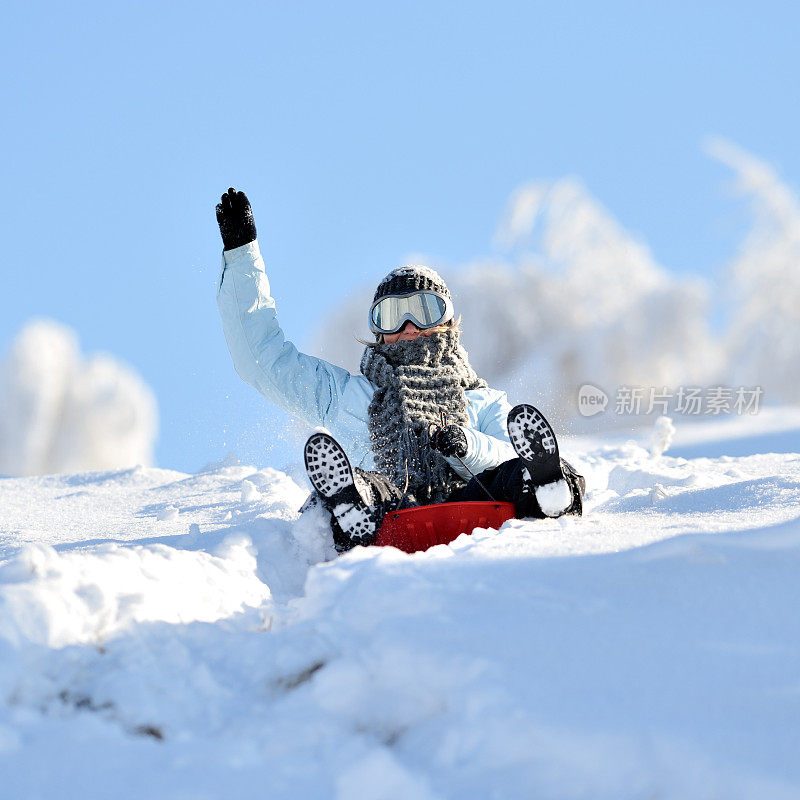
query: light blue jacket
[{"left": 217, "top": 241, "right": 516, "bottom": 479}]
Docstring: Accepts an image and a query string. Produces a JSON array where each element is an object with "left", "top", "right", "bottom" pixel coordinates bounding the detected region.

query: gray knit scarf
[{"left": 360, "top": 328, "right": 487, "bottom": 504}]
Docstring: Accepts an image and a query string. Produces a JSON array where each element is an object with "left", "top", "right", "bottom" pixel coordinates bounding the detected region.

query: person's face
[{"left": 383, "top": 320, "right": 437, "bottom": 344}]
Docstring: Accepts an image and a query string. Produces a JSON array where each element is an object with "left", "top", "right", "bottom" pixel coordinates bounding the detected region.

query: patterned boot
[
  {"left": 507, "top": 404, "right": 578, "bottom": 517},
  {"left": 304, "top": 433, "right": 383, "bottom": 551}
]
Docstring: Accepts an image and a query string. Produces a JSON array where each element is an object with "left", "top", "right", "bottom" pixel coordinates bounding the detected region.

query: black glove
[
  {"left": 429, "top": 424, "right": 468, "bottom": 459},
  {"left": 216, "top": 187, "right": 257, "bottom": 251}
]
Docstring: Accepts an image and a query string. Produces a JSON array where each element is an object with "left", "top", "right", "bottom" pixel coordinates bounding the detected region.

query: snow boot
[
  {"left": 304, "top": 432, "right": 383, "bottom": 551},
  {"left": 507, "top": 404, "right": 581, "bottom": 517},
  {"left": 507, "top": 404, "right": 563, "bottom": 485}
]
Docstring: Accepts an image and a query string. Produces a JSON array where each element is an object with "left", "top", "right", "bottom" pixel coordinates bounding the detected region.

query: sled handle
[{"left": 440, "top": 411, "right": 496, "bottom": 502}]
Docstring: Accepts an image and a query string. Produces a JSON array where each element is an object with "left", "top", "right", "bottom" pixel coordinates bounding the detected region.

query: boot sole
[
  {"left": 507, "top": 404, "right": 563, "bottom": 486},
  {"left": 304, "top": 433, "right": 377, "bottom": 544}
]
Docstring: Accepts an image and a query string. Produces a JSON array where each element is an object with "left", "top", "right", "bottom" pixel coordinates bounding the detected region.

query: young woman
[{"left": 216, "top": 188, "right": 585, "bottom": 552}]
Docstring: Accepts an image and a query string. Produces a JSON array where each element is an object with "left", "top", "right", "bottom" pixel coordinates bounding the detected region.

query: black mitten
[
  {"left": 429, "top": 424, "right": 468, "bottom": 459},
  {"left": 216, "top": 187, "right": 257, "bottom": 251}
]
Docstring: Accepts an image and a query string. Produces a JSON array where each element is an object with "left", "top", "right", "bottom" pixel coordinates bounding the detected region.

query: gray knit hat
[{"left": 372, "top": 265, "right": 453, "bottom": 305}]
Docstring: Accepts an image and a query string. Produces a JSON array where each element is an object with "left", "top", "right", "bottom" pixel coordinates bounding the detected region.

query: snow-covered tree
[
  {"left": 0, "top": 320, "right": 158, "bottom": 476},
  {"left": 312, "top": 178, "right": 721, "bottom": 428},
  {"left": 708, "top": 137, "right": 800, "bottom": 403}
]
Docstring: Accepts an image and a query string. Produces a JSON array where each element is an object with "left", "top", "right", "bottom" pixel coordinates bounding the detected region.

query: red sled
[{"left": 374, "top": 501, "right": 516, "bottom": 554}]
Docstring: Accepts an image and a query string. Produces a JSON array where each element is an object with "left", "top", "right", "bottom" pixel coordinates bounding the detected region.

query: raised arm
[{"left": 215, "top": 188, "right": 353, "bottom": 426}]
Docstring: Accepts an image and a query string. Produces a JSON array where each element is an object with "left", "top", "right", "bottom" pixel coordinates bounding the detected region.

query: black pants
[
  {"left": 322, "top": 457, "right": 585, "bottom": 552},
  {"left": 447, "top": 457, "right": 585, "bottom": 518}
]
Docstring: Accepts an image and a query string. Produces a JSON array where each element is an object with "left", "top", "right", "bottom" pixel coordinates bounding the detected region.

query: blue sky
[{"left": 2, "top": 1, "right": 799, "bottom": 472}]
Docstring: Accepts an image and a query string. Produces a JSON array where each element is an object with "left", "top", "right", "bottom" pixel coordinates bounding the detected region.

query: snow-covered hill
[{"left": 2, "top": 414, "right": 800, "bottom": 799}]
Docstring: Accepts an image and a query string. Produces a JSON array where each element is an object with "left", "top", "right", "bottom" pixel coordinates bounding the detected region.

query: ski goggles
[{"left": 368, "top": 291, "right": 454, "bottom": 335}]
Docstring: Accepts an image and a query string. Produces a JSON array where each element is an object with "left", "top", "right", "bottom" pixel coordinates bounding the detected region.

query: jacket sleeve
[
  {"left": 447, "top": 390, "right": 517, "bottom": 479},
  {"left": 216, "top": 240, "right": 353, "bottom": 426}
]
